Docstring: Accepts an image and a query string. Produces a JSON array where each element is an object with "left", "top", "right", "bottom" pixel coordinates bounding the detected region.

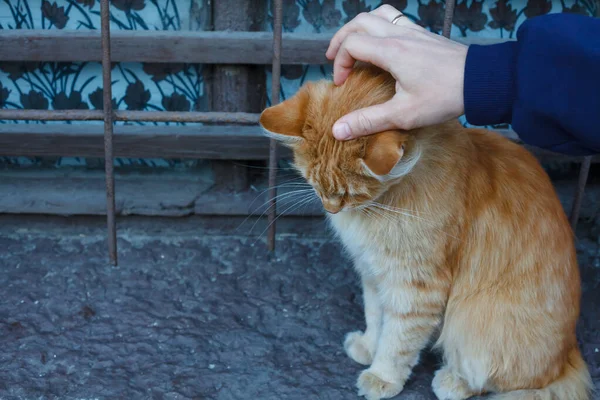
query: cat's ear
[
  {"left": 259, "top": 85, "right": 310, "bottom": 146},
  {"left": 362, "top": 131, "right": 409, "bottom": 178}
]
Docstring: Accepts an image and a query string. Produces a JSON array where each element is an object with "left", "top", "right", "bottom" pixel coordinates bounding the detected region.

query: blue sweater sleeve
[{"left": 463, "top": 14, "right": 600, "bottom": 156}]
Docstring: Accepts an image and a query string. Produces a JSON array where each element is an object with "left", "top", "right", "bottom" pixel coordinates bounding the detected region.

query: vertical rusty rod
[
  {"left": 569, "top": 156, "right": 592, "bottom": 231},
  {"left": 267, "top": 0, "right": 283, "bottom": 252},
  {"left": 101, "top": 0, "right": 117, "bottom": 265},
  {"left": 442, "top": 0, "right": 456, "bottom": 38}
]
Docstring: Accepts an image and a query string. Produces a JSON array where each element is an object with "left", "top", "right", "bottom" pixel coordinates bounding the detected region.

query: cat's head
[{"left": 260, "top": 66, "right": 421, "bottom": 214}]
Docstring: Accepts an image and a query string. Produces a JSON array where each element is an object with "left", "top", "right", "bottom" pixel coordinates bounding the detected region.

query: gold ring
[{"left": 391, "top": 13, "right": 405, "bottom": 25}]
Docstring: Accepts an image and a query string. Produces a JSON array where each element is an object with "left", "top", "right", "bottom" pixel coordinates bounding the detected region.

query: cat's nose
[{"left": 323, "top": 203, "right": 342, "bottom": 214}]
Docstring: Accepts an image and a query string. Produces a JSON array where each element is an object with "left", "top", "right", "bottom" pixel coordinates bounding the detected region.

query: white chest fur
[{"left": 327, "top": 210, "right": 441, "bottom": 279}]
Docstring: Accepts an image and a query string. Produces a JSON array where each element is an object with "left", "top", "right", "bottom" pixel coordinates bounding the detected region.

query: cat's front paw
[
  {"left": 357, "top": 369, "right": 404, "bottom": 400},
  {"left": 344, "top": 331, "right": 374, "bottom": 365}
]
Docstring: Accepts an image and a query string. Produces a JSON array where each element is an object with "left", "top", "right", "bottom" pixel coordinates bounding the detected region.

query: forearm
[{"left": 463, "top": 14, "right": 600, "bottom": 155}]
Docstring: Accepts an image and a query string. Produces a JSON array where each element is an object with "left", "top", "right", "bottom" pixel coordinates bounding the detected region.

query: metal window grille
[{"left": 0, "top": 0, "right": 591, "bottom": 265}]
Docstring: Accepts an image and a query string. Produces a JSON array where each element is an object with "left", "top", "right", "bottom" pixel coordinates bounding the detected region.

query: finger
[
  {"left": 333, "top": 34, "right": 391, "bottom": 86},
  {"left": 326, "top": 12, "right": 391, "bottom": 60},
  {"left": 332, "top": 101, "right": 399, "bottom": 140}
]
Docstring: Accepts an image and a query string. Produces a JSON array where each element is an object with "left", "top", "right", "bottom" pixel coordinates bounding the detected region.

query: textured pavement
[{"left": 0, "top": 216, "right": 598, "bottom": 400}]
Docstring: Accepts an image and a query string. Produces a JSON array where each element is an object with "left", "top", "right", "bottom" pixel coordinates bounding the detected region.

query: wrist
[
  {"left": 463, "top": 42, "right": 517, "bottom": 126},
  {"left": 453, "top": 44, "right": 468, "bottom": 118}
]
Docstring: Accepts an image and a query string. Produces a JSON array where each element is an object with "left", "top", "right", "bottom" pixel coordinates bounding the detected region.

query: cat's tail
[{"left": 490, "top": 347, "right": 592, "bottom": 400}]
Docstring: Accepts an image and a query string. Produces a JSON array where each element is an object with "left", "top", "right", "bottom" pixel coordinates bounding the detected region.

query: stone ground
[{"left": 0, "top": 215, "right": 598, "bottom": 400}]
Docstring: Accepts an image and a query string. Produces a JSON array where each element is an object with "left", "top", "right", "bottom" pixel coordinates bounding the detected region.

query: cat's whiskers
[
  {"left": 365, "top": 201, "right": 424, "bottom": 217},
  {"left": 299, "top": 192, "right": 320, "bottom": 216},
  {"left": 367, "top": 204, "right": 397, "bottom": 226},
  {"left": 370, "top": 202, "right": 426, "bottom": 220},
  {"left": 253, "top": 188, "right": 315, "bottom": 212},
  {"left": 246, "top": 189, "right": 316, "bottom": 233},
  {"left": 236, "top": 186, "right": 313, "bottom": 234},
  {"left": 253, "top": 178, "right": 310, "bottom": 196},
  {"left": 252, "top": 193, "right": 319, "bottom": 246},
  {"left": 367, "top": 208, "right": 398, "bottom": 233},
  {"left": 369, "top": 202, "right": 460, "bottom": 241},
  {"left": 242, "top": 179, "right": 312, "bottom": 220},
  {"left": 251, "top": 183, "right": 312, "bottom": 205},
  {"left": 376, "top": 203, "right": 429, "bottom": 216}
]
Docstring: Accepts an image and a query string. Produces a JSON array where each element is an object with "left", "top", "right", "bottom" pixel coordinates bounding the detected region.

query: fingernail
[{"left": 333, "top": 123, "right": 351, "bottom": 140}]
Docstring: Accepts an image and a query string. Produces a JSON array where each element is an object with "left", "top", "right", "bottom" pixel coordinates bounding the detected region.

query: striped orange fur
[{"left": 259, "top": 64, "right": 592, "bottom": 400}]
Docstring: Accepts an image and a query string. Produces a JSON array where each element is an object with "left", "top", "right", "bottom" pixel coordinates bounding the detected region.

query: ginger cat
[{"left": 259, "top": 65, "right": 592, "bottom": 400}]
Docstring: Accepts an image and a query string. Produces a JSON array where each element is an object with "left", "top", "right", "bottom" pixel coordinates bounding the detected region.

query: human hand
[{"left": 326, "top": 5, "right": 468, "bottom": 140}]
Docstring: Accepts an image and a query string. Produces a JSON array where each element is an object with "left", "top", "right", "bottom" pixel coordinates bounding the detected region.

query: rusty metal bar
[
  {"left": 0, "top": 110, "right": 103, "bottom": 120},
  {"left": 267, "top": 0, "right": 283, "bottom": 252},
  {"left": 0, "top": 110, "right": 260, "bottom": 124},
  {"left": 101, "top": 0, "right": 117, "bottom": 266},
  {"left": 442, "top": 0, "right": 456, "bottom": 38},
  {"left": 569, "top": 156, "right": 592, "bottom": 230}
]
